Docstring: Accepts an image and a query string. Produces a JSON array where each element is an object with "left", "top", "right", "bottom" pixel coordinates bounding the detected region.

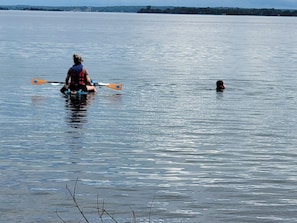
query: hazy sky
[{"left": 0, "top": 0, "right": 297, "bottom": 9}]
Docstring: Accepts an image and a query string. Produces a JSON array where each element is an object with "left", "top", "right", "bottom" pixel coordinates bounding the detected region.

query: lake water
[{"left": 1, "top": 10, "right": 297, "bottom": 223}]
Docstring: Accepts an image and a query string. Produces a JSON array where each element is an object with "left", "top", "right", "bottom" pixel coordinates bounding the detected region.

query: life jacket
[{"left": 70, "top": 64, "right": 86, "bottom": 85}]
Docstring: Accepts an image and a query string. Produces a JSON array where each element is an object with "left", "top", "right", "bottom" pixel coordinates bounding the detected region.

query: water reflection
[
  {"left": 31, "top": 95, "right": 46, "bottom": 105},
  {"left": 64, "top": 93, "right": 95, "bottom": 129},
  {"left": 64, "top": 93, "right": 96, "bottom": 157}
]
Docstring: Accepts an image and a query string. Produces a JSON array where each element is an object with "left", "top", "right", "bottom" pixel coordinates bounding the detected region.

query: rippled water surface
[{"left": 1, "top": 10, "right": 297, "bottom": 222}]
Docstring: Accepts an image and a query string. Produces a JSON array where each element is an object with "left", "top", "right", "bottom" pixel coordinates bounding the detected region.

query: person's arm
[
  {"left": 60, "top": 69, "right": 71, "bottom": 93},
  {"left": 65, "top": 69, "right": 72, "bottom": 88},
  {"left": 84, "top": 68, "right": 93, "bottom": 85}
]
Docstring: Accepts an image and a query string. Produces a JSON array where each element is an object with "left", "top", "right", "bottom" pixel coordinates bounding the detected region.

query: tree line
[
  {"left": 0, "top": 5, "right": 144, "bottom": 12},
  {"left": 138, "top": 6, "right": 297, "bottom": 16},
  {"left": 2, "top": 5, "right": 297, "bottom": 16}
]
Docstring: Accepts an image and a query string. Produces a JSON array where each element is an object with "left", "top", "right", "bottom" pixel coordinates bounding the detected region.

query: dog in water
[{"left": 216, "top": 80, "right": 225, "bottom": 92}]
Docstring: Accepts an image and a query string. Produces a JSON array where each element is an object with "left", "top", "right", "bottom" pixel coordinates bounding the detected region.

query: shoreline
[{"left": 1, "top": 5, "right": 297, "bottom": 16}]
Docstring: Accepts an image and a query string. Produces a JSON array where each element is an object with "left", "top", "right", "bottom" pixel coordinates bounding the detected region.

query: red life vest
[{"left": 70, "top": 64, "right": 86, "bottom": 85}]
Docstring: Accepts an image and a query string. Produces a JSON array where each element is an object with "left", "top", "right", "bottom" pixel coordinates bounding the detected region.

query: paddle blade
[
  {"left": 106, "top": 83, "right": 122, "bottom": 90},
  {"left": 95, "top": 82, "right": 122, "bottom": 90},
  {"left": 31, "top": 78, "right": 48, "bottom": 85}
]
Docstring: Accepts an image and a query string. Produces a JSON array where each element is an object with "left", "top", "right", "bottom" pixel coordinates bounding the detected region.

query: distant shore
[
  {"left": 0, "top": 5, "right": 144, "bottom": 13},
  {"left": 1, "top": 5, "right": 297, "bottom": 16},
  {"left": 138, "top": 6, "right": 297, "bottom": 16}
]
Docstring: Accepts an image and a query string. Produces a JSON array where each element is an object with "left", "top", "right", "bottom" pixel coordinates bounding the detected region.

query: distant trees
[
  {"left": 1, "top": 5, "right": 297, "bottom": 16},
  {"left": 138, "top": 6, "right": 297, "bottom": 16},
  {"left": 22, "top": 7, "right": 63, "bottom": 11},
  {"left": 0, "top": 5, "right": 144, "bottom": 13}
]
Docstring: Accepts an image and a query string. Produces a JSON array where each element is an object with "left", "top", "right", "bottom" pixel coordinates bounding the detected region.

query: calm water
[{"left": 1, "top": 10, "right": 297, "bottom": 223}]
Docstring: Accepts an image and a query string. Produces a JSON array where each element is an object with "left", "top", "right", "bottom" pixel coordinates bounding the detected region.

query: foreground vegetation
[{"left": 57, "top": 179, "right": 154, "bottom": 223}]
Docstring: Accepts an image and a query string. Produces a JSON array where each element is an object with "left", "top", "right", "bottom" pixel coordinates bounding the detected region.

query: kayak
[{"left": 64, "top": 89, "right": 90, "bottom": 97}]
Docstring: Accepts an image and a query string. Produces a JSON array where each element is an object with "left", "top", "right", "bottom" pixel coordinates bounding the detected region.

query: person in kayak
[
  {"left": 216, "top": 80, "right": 225, "bottom": 92},
  {"left": 60, "top": 54, "right": 96, "bottom": 94}
]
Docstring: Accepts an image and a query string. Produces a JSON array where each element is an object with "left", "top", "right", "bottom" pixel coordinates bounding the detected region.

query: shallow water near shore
[{"left": 1, "top": 10, "right": 297, "bottom": 222}]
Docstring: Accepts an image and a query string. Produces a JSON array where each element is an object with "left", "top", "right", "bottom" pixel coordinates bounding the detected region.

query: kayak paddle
[
  {"left": 31, "top": 78, "right": 122, "bottom": 90},
  {"left": 92, "top": 82, "right": 122, "bottom": 90},
  {"left": 31, "top": 78, "right": 64, "bottom": 85}
]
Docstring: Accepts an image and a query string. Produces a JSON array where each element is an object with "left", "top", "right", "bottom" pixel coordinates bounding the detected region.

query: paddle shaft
[
  {"left": 31, "top": 78, "right": 122, "bottom": 90},
  {"left": 48, "top": 81, "right": 65, "bottom": 84}
]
